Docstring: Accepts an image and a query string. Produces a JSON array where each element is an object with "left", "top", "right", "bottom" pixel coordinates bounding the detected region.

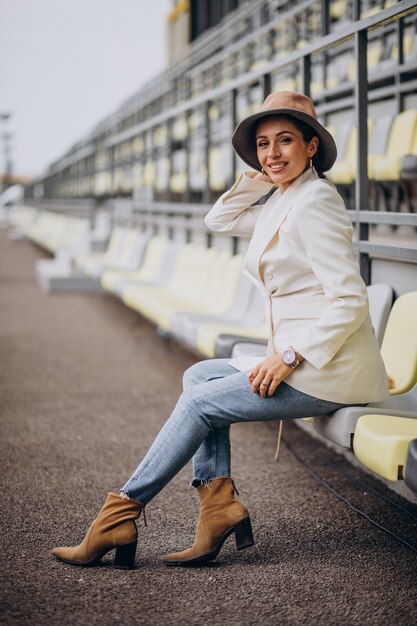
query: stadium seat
[
  {"left": 169, "top": 256, "right": 252, "bottom": 350},
  {"left": 380, "top": 291, "right": 417, "bottom": 395},
  {"left": 24, "top": 211, "right": 90, "bottom": 255},
  {"left": 76, "top": 227, "right": 141, "bottom": 280},
  {"left": 163, "top": 258, "right": 265, "bottom": 360},
  {"left": 100, "top": 236, "right": 172, "bottom": 296},
  {"left": 7, "top": 205, "right": 38, "bottom": 240},
  {"left": 328, "top": 126, "right": 357, "bottom": 185},
  {"left": 369, "top": 109, "right": 417, "bottom": 181},
  {"left": 330, "top": 0, "right": 348, "bottom": 21},
  {"left": 313, "top": 291, "right": 417, "bottom": 448},
  {"left": 195, "top": 286, "right": 267, "bottom": 358},
  {"left": 25, "top": 211, "right": 61, "bottom": 251},
  {"left": 347, "top": 41, "right": 383, "bottom": 82},
  {"left": 122, "top": 246, "right": 244, "bottom": 333},
  {"left": 209, "top": 146, "right": 227, "bottom": 191},
  {"left": 401, "top": 119, "right": 417, "bottom": 176},
  {"left": 404, "top": 439, "right": 417, "bottom": 494},
  {"left": 367, "top": 283, "right": 393, "bottom": 346},
  {"left": 368, "top": 113, "right": 394, "bottom": 160},
  {"left": 353, "top": 414, "right": 417, "bottom": 481},
  {"left": 329, "top": 119, "right": 375, "bottom": 185},
  {"left": 76, "top": 227, "right": 127, "bottom": 275}
]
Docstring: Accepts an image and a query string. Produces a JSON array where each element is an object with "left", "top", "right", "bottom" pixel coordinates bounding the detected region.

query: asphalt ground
[{"left": 0, "top": 229, "right": 416, "bottom": 626}]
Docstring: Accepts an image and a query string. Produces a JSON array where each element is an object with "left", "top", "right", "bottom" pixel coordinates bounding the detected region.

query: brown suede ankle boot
[
  {"left": 162, "top": 477, "right": 254, "bottom": 565},
  {"left": 52, "top": 492, "right": 144, "bottom": 569}
]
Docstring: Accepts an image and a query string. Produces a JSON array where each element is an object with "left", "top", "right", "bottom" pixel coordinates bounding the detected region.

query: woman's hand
[{"left": 247, "top": 354, "right": 298, "bottom": 399}]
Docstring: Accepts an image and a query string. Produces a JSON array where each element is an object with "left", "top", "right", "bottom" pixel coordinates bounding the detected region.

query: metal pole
[
  {"left": 300, "top": 54, "right": 311, "bottom": 98},
  {"left": 203, "top": 100, "right": 211, "bottom": 204},
  {"left": 354, "top": 29, "right": 370, "bottom": 284}
]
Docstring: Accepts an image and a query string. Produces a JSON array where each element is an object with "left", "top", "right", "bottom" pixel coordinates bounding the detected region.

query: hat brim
[{"left": 232, "top": 108, "right": 337, "bottom": 172}]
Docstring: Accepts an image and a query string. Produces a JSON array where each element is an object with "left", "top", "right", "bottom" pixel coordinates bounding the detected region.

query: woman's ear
[{"left": 308, "top": 136, "right": 319, "bottom": 157}]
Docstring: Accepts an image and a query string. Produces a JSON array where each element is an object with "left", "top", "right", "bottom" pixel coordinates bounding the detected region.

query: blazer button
[{"left": 264, "top": 272, "right": 273, "bottom": 281}]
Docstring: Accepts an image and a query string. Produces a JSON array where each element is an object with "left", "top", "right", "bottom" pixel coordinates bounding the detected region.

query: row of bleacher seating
[
  {"left": 270, "top": 27, "right": 417, "bottom": 100},
  {"left": 112, "top": 108, "right": 417, "bottom": 200},
  {"left": 328, "top": 109, "right": 417, "bottom": 186},
  {"left": 9, "top": 208, "right": 417, "bottom": 496},
  {"left": 76, "top": 229, "right": 268, "bottom": 356},
  {"left": 8, "top": 207, "right": 90, "bottom": 253}
]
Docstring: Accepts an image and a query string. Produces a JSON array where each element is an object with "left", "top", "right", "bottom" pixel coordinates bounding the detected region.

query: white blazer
[{"left": 204, "top": 168, "right": 389, "bottom": 404}]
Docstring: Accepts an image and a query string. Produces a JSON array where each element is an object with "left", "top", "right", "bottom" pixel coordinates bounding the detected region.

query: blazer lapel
[{"left": 245, "top": 169, "right": 318, "bottom": 283}]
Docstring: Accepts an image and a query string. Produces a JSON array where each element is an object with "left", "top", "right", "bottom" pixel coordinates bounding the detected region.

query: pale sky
[{"left": 0, "top": 0, "right": 172, "bottom": 178}]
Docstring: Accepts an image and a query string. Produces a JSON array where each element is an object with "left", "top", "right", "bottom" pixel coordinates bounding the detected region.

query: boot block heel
[
  {"left": 234, "top": 517, "right": 254, "bottom": 551},
  {"left": 114, "top": 542, "right": 137, "bottom": 569}
]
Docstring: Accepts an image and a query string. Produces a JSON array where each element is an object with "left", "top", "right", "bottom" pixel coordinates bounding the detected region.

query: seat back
[
  {"left": 133, "top": 236, "right": 170, "bottom": 283},
  {"left": 173, "top": 245, "right": 217, "bottom": 297},
  {"left": 215, "top": 254, "right": 245, "bottom": 312},
  {"left": 334, "top": 124, "right": 353, "bottom": 161},
  {"left": 380, "top": 291, "right": 417, "bottom": 395},
  {"left": 410, "top": 123, "right": 417, "bottom": 155},
  {"left": 116, "top": 230, "right": 144, "bottom": 267},
  {"left": 225, "top": 272, "right": 258, "bottom": 322},
  {"left": 105, "top": 227, "right": 129, "bottom": 263},
  {"left": 384, "top": 110, "right": 417, "bottom": 159},
  {"left": 167, "top": 244, "right": 200, "bottom": 294},
  {"left": 202, "top": 249, "right": 233, "bottom": 308},
  {"left": 367, "top": 284, "right": 393, "bottom": 346},
  {"left": 328, "top": 120, "right": 373, "bottom": 183},
  {"left": 369, "top": 114, "right": 394, "bottom": 156}
]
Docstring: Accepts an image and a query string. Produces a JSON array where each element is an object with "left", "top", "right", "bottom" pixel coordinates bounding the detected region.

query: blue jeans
[{"left": 120, "top": 359, "right": 351, "bottom": 504}]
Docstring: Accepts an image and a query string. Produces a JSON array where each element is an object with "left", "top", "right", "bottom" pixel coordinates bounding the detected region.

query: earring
[
  {"left": 309, "top": 157, "right": 313, "bottom": 170},
  {"left": 261, "top": 168, "right": 266, "bottom": 175}
]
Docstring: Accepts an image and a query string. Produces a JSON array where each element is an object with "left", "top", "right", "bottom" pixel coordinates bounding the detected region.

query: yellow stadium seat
[
  {"left": 347, "top": 42, "right": 383, "bottom": 83},
  {"left": 380, "top": 291, "right": 417, "bottom": 395},
  {"left": 328, "top": 126, "right": 357, "bottom": 184},
  {"left": 76, "top": 227, "right": 128, "bottom": 278},
  {"left": 369, "top": 109, "right": 417, "bottom": 180},
  {"left": 407, "top": 122, "right": 417, "bottom": 156},
  {"left": 328, "top": 120, "right": 373, "bottom": 184},
  {"left": 209, "top": 147, "right": 226, "bottom": 191},
  {"left": 123, "top": 244, "right": 197, "bottom": 315},
  {"left": 100, "top": 236, "right": 169, "bottom": 293},
  {"left": 388, "top": 32, "right": 415, "bottom": 63},
  {"left": 313, "top": 290, "right": 417, "bottom": 449},
  {"left": 170, "top": 171, "right": 187, "bottom": 193},
  {"left": 360, "top": 6, "right": 381, "bottom": 19},
  {"left": 353, "top": 414, "right": 417, "bottom": 481},
  {"left": 122, "top": 247, "right": 245, "bottom": 333},
  {"left": 330, "top": 0, "right": 348, "bottom": 21},
  {"left": 271, "top": 76, "right": 297, "bottom": 93}
]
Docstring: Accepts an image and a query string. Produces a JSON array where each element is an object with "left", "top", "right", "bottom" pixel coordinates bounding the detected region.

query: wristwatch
[{"left": 281, "top": 347, "right": 301, "bottom": 369}]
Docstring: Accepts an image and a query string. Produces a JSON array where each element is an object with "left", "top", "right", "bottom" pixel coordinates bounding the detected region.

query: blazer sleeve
[
  {"left": 204, "top": 172, "right": 276, "bottom": 237},
  {"left": 293, "top": 181, "right": 369, "bottom": 370}
]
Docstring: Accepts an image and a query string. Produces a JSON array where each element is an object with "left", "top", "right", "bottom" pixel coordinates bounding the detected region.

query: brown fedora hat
[{"left": 232, "top": 91, "right": 337, "bottom": 172}]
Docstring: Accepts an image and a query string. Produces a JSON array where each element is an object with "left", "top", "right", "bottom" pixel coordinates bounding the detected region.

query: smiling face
[{"left": 255, "top": 116, "right": 318, "bottom": 193}]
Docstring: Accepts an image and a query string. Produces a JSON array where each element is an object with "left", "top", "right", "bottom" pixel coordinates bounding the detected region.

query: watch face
[{"left": 282, "top": 348, "right": 296, "bottom": 365}]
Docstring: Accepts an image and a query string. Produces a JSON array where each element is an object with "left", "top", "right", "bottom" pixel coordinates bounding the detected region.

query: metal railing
[{"left": 27, "top": 0, "right": 417, "bottom": 284}]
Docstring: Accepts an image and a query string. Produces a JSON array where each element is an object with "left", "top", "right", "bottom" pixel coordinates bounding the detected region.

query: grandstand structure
[
  {"left": 23, "top": 0, "right": 417, "bottom": 291},
  {"left": 8, "top": 0, "right": 417, "bottom": 497}
]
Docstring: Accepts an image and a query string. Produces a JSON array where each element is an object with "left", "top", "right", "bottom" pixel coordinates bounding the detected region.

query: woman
[{"left": 52, "top": 91, "right": 389, "bottom": 570}]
